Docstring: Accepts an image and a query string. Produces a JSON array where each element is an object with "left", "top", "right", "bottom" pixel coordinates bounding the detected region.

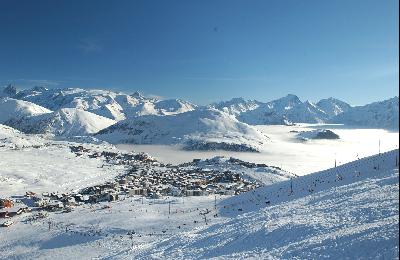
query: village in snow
[{"left": 0, "top": 1, "right": 399, "bottom": 257}]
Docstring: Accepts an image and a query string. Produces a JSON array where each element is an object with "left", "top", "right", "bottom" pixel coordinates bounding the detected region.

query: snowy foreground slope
[
  {"left": 135, "top": 150, "right": 399, "bottom": 259},
  {"left": 0, "top": 149, "right": 398, "bottom": 259},
  {"left": 0, "top": 124, "right": 125, "bottom": 197}
]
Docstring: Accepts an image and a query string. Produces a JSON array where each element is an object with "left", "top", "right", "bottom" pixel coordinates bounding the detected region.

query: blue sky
[{"left": 0, "top": 0, "right": 398, "bottom": 105}]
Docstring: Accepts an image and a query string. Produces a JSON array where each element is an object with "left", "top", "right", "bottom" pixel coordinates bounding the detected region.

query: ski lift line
[{"left": 219, "top": 150, "right": 396, "bottom": 211}]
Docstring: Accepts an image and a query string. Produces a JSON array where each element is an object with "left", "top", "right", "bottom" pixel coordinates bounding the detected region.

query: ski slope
[
  {"left": 0, "top": 149, "right": 398, "bottom": 259},
  {"left": 0, "top": 124, "right": 126, "bottom": 197},
  {"left": 136, "top": 149, "right": 400, "bottom": 259}
]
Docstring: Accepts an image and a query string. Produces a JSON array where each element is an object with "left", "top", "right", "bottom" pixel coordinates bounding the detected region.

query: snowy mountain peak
[
  {"left": 269, "top": 94, "right": 302, "bottom": 110},
  {"left": 331, "top": 96, "right": 399, "bottom": 129},
  {"left": 284, "top": 93, "right": 300, "bottom": 100},
  {"left": 31, "top": 85, "right": 49, "bottom": 92},
  {"left": 130, "top": 91, "right": 145, "bottom": 100},
  {"left": 316, "top": 97, "right": 351, "bottom": 117}
]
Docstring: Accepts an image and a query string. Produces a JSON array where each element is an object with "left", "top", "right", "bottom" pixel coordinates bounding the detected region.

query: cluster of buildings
[
  {"left": 0, "top": 198, "right": 31, "bottom": 223},
  {"left": 68, "top": 145, "right": 262, "bottom": 200},
  {"left": 114, "top": 164, "right": 261, "bottom": 198},
  {"left": 70, "top": 145, "right": 157, "bottom": 166},
  {"left": 1, "top": 146, "right": 263, "bottom": 224}
]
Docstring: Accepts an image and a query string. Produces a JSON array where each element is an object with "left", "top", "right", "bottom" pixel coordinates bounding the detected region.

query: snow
[
  {"left": 0, "top": 126, "right": 126, "bottom": 197},
  {"left": 96, "top": 108, "right": 268, "bottom": 152},
  {"left": 212, "top": 95, "right": 398, "bottom": 128},
  {"left": 332, "top": 97, "right": 399, "bottom": 129},
  {"left": 6, "top": 86, "right": 398, "bottom": 128},
  {"left": 6, "top": 108, "right": 117, "bottom": 137},
  {"left": 12, "top": 87, "right": 196, "bottom": 121},
  {"left": 210, "top": 98, "right": 261, "bottom": 116},
  {"left": 215, "top": 94, "right": 335, "bottom": 125},
  {"left": 144, "top": 151, "right": 398, "bottom": 259},
  {"left": 0, "top": 86, "right": 398, "bottom": 258},
  {"left": 0, "top": 97, "right": 51, "bottom": 123},
  {"left": 118, "top": 124, "right": 399, "bottom": 175},
  {"left": 0, "top": 147, "right": 398, "bottom": 259},
  {"left": 316, "top": 97, "right": 351, "bottom": 117},
  {"left": 185, "top": 156, "right": 295, "bottom": 185}
]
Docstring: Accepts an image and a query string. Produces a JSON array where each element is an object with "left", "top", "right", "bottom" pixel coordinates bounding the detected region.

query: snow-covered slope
[
  {"left": 213, "top": 95, "right": 399, "bottom": 127},
  {"left": 215, "top": 95, "right": 342, "bottom": 125},
  {"left": 0, "top": 97, "right": 51, "bottom": 123},
  {"left": 332, "top": 97, "right": 399, "bottom": 129},
  {"left": 6, "top": 108, "right": 116, "bottom": 137},
  {"left": 0, "top": 126, "right": 125, "bottom": 197},
  {"left": 213, "top": 95, "right": 302, "bottom": 125},
  {"left": 135, "top": 150, "right": 399, "bottom": 259},
  {"left": 96, "top": 108, "right": 268, "bottom": 152},
  {"left": 210, "top": 98, "right": 261, "bottom": 116},
  {"left": 12, "top": 87, "right": 196, "bottom": 121},
  {"left": 240, "top": 96, "right": 328, "bottom": 125},
  {"left": 0, "top": 124, "right": 45, "bottom": 148},
  {"left": 285, "top": 100, "right": 329, "bottom": 123}
]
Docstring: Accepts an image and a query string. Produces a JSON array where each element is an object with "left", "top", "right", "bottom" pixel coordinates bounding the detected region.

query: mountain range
[{"left": 1, "top": 84, "right": 398, "bottom": 151}]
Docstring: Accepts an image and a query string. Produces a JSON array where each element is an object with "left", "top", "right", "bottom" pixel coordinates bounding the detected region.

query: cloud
[{"left": 77, "top": 38, "right": 103, "bottom": 53}]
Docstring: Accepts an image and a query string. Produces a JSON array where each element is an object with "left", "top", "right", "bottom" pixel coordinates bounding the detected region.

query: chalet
[{"left": 0, "top": 199, "right": 13, "bottom": 208}]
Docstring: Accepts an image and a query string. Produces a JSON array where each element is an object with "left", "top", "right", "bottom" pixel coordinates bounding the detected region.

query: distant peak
[
  {"left": 230, "top": 97, "right": 246, "bottom": 103},
  {"left": 32, "top": 86, "right": 48, "bottom": 92},
  {"left": 131, "top": 91, "right": 144, "bottom": 99},
  {"left": 275, "top": 94, "right": 301, "bottom": 104},
  {"left": 285, "top": 94, "right": 300, "bottom": 100},
  {"left": 303, "top": 100, "right": 317, "bottom": 107},
  {"left": 3, "top": 84, "right": 17, "bottom": 96}
]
